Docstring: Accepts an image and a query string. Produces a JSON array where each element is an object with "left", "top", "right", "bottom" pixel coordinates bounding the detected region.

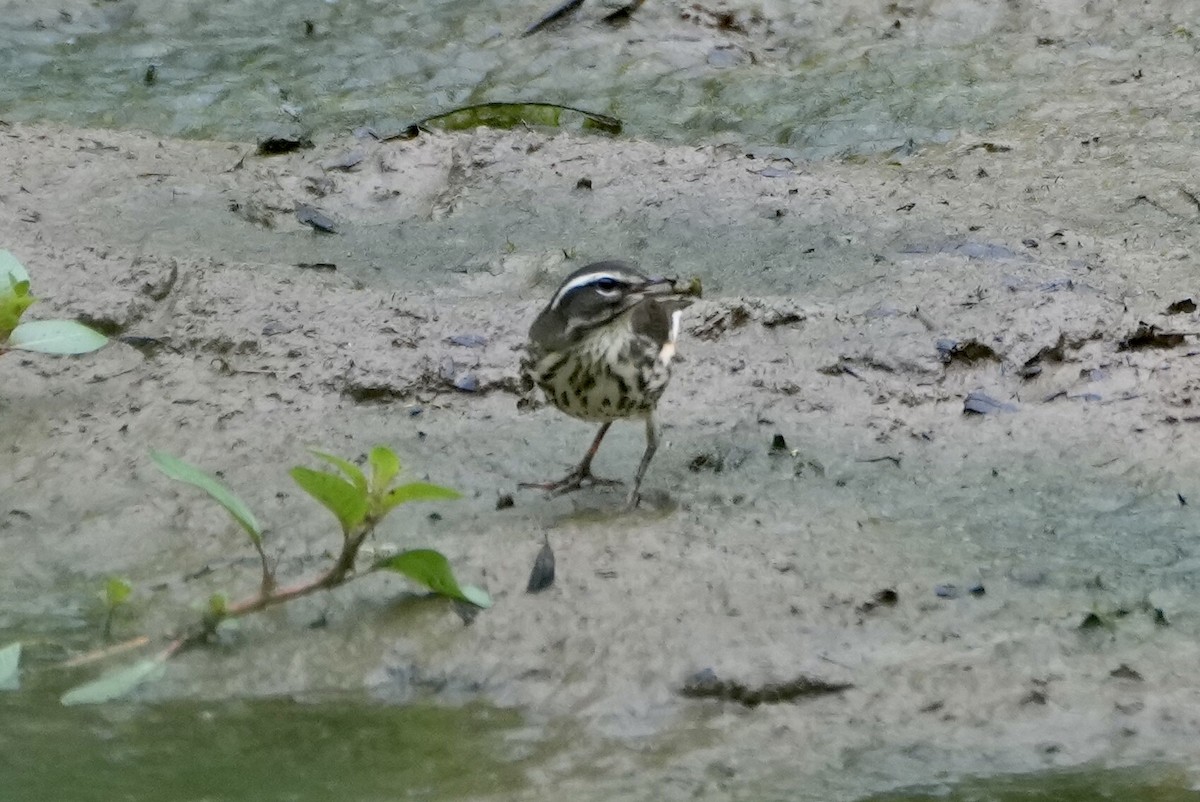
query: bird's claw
[{"left": 519, "top": 469, "right": 623, "bottom": 496}]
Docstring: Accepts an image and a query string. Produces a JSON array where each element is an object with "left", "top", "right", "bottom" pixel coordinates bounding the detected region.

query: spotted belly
[{"left": 525, "top": 336, "right": 674, "bottom": 422}]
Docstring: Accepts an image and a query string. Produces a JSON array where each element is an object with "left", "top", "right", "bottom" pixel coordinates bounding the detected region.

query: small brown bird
[{"left": 519, "top": 260, "right": 695, "bottom": 509}]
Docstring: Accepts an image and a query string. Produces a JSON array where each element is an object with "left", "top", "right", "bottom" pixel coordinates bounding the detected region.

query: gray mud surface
[{"left": 4, "top": 2, "right": 1200, "bottom": 796}]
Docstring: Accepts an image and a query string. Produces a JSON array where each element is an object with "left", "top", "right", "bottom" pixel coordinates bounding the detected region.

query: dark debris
[
  {"left": 1109, "top": 663, "right": 1144, "bottom": 681},
  {"left": 602, "top": 0, "right": 645, "bottom": 24},
  {"left": 1118, "top": 323, "right": 1186, "bottom": 351},
  {"left": 681, "top": 669, "right": 853, "bottom": 707},
  {"left": 256, "top": 134, "right": 313, "bottom": 156},
  {"left": 526, "top": 537, "right": 555, "bottom": 593},
  {"left": 937, "top": 338, "right": 999, "bottom": 365},
  {"left": 522, "top": 0, "right": 584, "bottom": 36},
  {"left": 857, "top": 587, "right": 898, "bottom": 614}
]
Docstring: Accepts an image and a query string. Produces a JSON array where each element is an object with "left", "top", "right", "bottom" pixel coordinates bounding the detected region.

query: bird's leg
[
  {"left": 572, "top": 422, "right": 614, "bottom": 483},
  {"left": 624, "top": 414, "right": 659, "bottom": 511},
  {"left": 520, "top": 422, "right": 623, "bottom": 495}
]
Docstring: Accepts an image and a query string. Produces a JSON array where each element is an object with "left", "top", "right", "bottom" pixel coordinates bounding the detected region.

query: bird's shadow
[{"left": 553, "top": 488, "right": 678, "bottom": 524}]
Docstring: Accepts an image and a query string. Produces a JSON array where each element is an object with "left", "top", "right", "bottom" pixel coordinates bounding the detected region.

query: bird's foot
[
  {"left": 519, "top": 468, "right": 623, "bottom": 496},
  {"left": 622, "top": 488, "right": 642, "bottom": 512}
]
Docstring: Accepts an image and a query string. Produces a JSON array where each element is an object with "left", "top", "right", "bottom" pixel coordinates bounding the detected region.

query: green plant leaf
[
  {"left": 8, "top": 319, "right": 108, "bottom": 354},
  {"left": 104, "top": 577, "right": 132, "bottom": 608},
  {"left": 368, "top": 446, "right": 401, "bottom": 493},
  {"left": 0, "top": 250, "right": 30, "bottom": 285},
  {"left": 372, "top": 549, "right": 491, "bottom": 608},
  {"left": 0, "top": 280, "right": 36, "bottom": 342},
  {"left": 290, "top": 467, "right": 368, "bottom": 535},
  {"left": 413, "top": 102, "right": 621, "bottom": 136},
  {"left": 309, "top": 450, "right": 368, "bottom": 495},
  {"left": 0, "top": 642, "right": 20, "bottom": 691},
  {"left": 459, "top": 585, "right": 494, "bottom": 609},
  {"left": 151, "top": 451, "right": 263, "bottom": 548},
  {"left": 209, "top": 593, "right": 228, "bottom": 617},
  {"left": 61, "top": 657, "right": 166, "bottom": 706},
  {"left": 381, "top": 482, "right": 461, "bottom": 515}
]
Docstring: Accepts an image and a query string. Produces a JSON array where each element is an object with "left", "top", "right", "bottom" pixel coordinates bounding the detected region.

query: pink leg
[
  {"left": 623, "top": 414, "right": 658, "bottom": 511},
  {"left": 520, "top": 422, "right": 623, "bottom": 495}
]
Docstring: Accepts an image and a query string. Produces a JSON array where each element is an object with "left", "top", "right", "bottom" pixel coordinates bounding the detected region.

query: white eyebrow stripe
[{"left": 549, "top": 272, "right": 621, "bottom": 310}]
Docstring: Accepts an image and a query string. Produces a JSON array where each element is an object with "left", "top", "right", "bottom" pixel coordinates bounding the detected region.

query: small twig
[
  {"left": 857, "top": 455, "right": 902, "bottom": 467},
  {"left": 226, "top": 150, "right": 249, "bottom": 172},
  {"left": 86, "top": 367, "right": 141, "bottom": 384},
  {"left": 912, "top": 307, "right": 937, "bottom": 331},
  {"left": 1180, "top": 186, "right": 1200, "bottom": 216},
  {"left": 160, "top": 635, "right": 190, "bottom": 661},
  {"left": 838, "top": 362, "right": 865, "bottom": 381},
  {"left": 1129, "top": 194, "right": 1176, "bottom": 217}
]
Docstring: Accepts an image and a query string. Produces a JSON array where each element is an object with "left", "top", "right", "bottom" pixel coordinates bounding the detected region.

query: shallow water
[
  {"left": 4, "top": 677, "right": 1196, "bottom": 802},
  {"left": 0, "top": 0, "right": 1138, "bottom": 155},
  {"left": 865, "top": 765, "right": 1200, "bottom": 802},
  {"left": 0, "top": 688, "right": 528, "bottom": 801}
]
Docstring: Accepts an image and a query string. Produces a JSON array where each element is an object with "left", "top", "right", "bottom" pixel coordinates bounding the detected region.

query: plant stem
[
  {"left": 254, "top": 540, "right": 275, "bottom": 595},
  {"left": 62, "top": 635, "right": 151, "bottom": 668},
  {"left": 164, "top": 521, "right": 377, "bottom": 659}
]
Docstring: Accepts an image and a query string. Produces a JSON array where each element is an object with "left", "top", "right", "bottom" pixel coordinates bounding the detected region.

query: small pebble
[
  {"left": 963, "top": 390, "right": 1018, "bottom": 415},
  {"left": 453, "top": 374, "right": 479, "bottom": 392},
  {"left": 295, "top": 203, "right": 337, "bottom": 233}
]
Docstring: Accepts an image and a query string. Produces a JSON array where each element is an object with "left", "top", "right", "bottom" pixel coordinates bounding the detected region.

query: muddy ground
[{"left": 4, "top": 28, "right": 1200, "bottom": 797}]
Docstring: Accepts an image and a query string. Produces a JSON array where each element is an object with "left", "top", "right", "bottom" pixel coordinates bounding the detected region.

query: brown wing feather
[{"left": 629, "top": 298, "right": 671, "bottom": 347}]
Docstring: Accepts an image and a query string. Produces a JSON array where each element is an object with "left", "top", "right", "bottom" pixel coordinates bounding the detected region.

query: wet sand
[{"left": 4, "top": 7, "right": 1200, "bottom": 794}]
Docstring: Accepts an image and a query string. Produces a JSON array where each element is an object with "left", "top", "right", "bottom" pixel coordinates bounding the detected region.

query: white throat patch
[{"left": 660, "top": 309, "right": 682, "bottom": 363}]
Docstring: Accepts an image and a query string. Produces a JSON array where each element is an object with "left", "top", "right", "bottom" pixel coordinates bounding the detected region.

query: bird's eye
[{"left": 595, "top": 278, "right": 619, "bottom": 291}]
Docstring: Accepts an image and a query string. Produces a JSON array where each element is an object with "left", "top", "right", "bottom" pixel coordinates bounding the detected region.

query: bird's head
[{"left": 531, "top": 260, "right": 688, "bottom": 348}]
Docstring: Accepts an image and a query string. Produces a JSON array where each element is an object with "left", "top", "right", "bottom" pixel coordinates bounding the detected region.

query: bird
[{"left": 518, "top": 260, "right": 695, "bottom": 510}]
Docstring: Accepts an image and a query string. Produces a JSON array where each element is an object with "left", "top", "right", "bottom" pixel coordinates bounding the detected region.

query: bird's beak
[
  {"left": 640, "top": 276, "right": 674, "bottom": 294},
  {"left": 639, "top": 276, "right": 703, "bottom": 300}
]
